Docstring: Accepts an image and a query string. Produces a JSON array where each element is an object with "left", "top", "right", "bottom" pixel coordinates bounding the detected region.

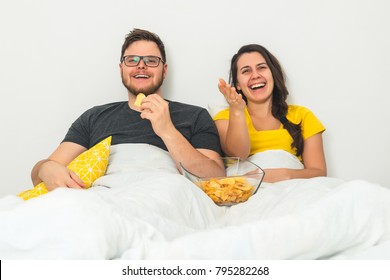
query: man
[{"left": 31, "top": 28, "right": 223, "bottom": 191}]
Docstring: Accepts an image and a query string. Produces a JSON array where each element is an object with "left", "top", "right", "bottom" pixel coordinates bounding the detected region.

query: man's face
[{"left": 120, "top": 40, "right": 167, "bottom": 96}]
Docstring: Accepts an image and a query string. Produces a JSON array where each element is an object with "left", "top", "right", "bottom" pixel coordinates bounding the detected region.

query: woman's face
[{"left": 235, "top": 52, "right": 274, "bottom": 104}]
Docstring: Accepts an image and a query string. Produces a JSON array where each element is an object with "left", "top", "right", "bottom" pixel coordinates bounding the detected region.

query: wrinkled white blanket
[{"left": 1, "top": 144, "right": 390, "bottom": 259}]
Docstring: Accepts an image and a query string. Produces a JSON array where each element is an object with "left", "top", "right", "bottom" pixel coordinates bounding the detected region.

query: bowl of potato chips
[{"left": 180, "top": 157, "right": 265, "bottom": 206}]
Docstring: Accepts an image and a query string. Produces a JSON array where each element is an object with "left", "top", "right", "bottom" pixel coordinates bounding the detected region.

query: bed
[{"left": 1, "top": 143, "right": 390, "bottom": 260}]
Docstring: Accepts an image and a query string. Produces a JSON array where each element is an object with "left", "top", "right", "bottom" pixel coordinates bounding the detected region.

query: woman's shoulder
[
  {"left": 287, "top": 105, "right": 324, "bottom": 135},
  {"left": 287, "top": 105, "right": 316, "bottom": 120},
  {"left": 287, "top": 104, "right": 312, "bottom": 113}
]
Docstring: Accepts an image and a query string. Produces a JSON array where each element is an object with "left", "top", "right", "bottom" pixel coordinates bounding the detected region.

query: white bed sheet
[{"left": 1, "top": 144, "right": 390, "bottom": 260}]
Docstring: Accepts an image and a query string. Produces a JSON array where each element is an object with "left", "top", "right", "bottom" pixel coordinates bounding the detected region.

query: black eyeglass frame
[{"left": 121, "top": 55, "right": 165, "bottom": 67}]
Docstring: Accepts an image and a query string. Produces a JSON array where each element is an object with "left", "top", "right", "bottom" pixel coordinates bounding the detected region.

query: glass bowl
[{"left": 180, "top": 157, "right": 265, "bottom": 206}]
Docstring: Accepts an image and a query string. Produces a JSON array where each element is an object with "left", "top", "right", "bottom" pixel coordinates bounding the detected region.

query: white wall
[{"left": 1, "top": 0, "right": 389, "bottom": 197}]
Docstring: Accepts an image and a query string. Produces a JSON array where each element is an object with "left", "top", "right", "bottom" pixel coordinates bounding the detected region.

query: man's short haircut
[{"left": 120, "top": 28, "right": 166, "bottom": 63}]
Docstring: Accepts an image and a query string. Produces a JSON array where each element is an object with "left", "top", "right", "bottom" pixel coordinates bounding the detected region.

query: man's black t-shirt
[{"left": 62, "top": 101, "right": 222, "bottom": 155}]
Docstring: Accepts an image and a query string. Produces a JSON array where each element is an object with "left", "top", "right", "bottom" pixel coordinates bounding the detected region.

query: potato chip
[
  {"left": 201, "top": 176, "right": 255, "bottom": 205},
  {"left": 219, "top": 178, "right": 236, "bottom": 185},
  {"left": 134, "top": 93, "right": 146, "bottom": 106}
]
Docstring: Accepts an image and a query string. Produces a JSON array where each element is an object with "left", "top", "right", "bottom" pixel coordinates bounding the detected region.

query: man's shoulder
[
  {"left": 91, "top": 101, "right": 127, "bottom": 110},
  {"left": 168, "top": 100, "right": 206, "bottom": 113},
  {"left": 84, "top": 101, "right": 127, "bottom": 114}
]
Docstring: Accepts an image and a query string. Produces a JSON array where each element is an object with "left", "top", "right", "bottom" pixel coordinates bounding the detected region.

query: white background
[{"left": 0, "top": 0, "right": 389, "bottom": 197}]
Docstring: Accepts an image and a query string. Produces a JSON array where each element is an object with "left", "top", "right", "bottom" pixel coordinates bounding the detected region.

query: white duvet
[{"left": 1, "top": 144, "right": 390, "bottom": 259}]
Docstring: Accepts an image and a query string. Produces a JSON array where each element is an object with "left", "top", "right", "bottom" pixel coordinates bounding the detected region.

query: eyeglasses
[{"left": 121, "top": 55, "right": 165, "bottom": 67}]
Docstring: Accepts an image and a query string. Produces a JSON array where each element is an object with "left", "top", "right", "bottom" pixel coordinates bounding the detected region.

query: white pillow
[
  {"left": 207, "top": 103, "right": 228, "bottom": 118},
  {"left": 248, "top": 150, "right": 304, "bottom": 170}
]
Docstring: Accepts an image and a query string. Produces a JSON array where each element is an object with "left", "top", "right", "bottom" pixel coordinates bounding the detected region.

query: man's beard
[{"left": 122, "top": 72, "right": 164, "bottom": 96}]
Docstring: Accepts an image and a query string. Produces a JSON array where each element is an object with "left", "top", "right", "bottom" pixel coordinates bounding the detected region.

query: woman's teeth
[{"left": 250, "top": 83, "right": 265, "bottom": 89}]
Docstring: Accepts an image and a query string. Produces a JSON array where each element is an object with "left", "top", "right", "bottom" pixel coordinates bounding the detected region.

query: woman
[{"left": 214, "top": 44, "right": 327, "bottom": 182}]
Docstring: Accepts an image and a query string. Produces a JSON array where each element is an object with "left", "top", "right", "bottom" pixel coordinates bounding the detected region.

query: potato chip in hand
[{"left": 134, "top": 93, "right": 146, "bottom": 107}]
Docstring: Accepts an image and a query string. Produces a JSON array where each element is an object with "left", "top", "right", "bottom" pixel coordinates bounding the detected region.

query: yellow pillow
[{"left": 18, "top": 136, "right": 112, "bottom": 200}]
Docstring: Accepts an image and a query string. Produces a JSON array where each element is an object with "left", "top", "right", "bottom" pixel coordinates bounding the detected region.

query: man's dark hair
[{"left": 120, "top": 28, "right": 166, "bottom": 63}]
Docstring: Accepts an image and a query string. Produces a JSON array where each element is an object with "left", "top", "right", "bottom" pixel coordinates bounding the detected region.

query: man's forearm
[
  {"left": 162, "top": 129, "right": 223, "bottom": 177},
  {"left": 31, "top": 159, "right": 51, "bottom": 185}
]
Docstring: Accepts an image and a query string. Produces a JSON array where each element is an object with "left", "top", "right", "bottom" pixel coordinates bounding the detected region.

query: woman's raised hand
[{"left": 218, "top": 78, "right": 245, "bottom": 110}]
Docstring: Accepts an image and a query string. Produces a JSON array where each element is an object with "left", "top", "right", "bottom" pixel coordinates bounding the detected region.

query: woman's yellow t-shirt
[{"left": 213, "top": 105, "right": 325, "bottom": 158}]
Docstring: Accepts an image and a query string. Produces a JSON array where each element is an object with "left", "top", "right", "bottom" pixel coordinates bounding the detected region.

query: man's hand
[
  {"left": 38, "top": 160, "right": 86, "bottom": 191},
  {"left": 139, "top": 94, "right": 175, "bottom": 138}
]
